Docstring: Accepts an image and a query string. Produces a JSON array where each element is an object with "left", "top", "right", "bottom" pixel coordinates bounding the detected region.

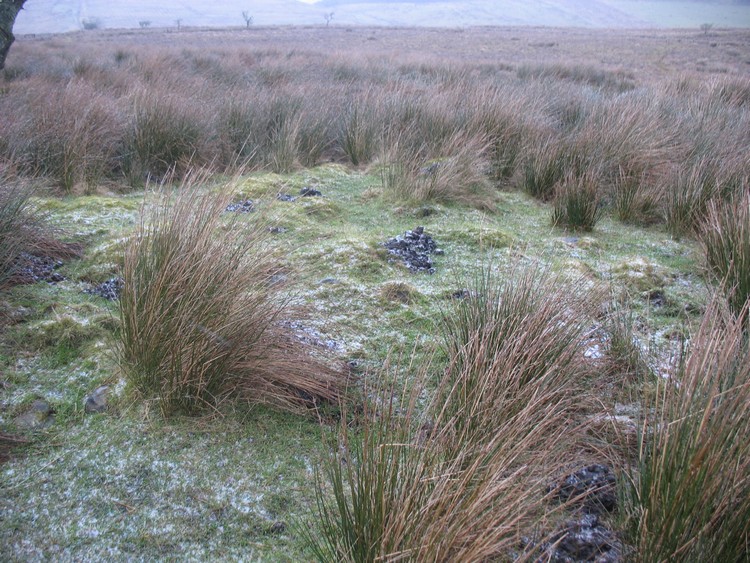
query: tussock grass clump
[
  {"left": 613, "top": 165, "right": 662, "bottom": 225},
  {"left": 23, "top": 81, "right": 121, "bottom": 192},
  {"left": 0, "top": 182, "right": 36, "bottom": 286},
  {"left": 118, "top": 175, "right": 343, "bottom": 416},
  {"left": 380, "top": 129, "right": 494, "bottom": 209},
  {"left": 622, "top": 297, "right": 750, "bottom": 561},
  {"left": 521, "top": 139, "right": 574, "bottom": 201},
  {"left": 308, "top": 265, "right": 599, "bottom": 561},
  {"left": 308, "top": 362, "right": 570, "bottom": 562},
  {"left": 440, "top": 263, "right": 598, "bottom": 444},
  {"left": 551, "top": 172, "right": 600, "bottom": 232},
  {"left": 123, "top": 93, "right": 205, "bottom": 184},
  {"left": 664, "top": 158, "right": 720, "bottom": 237},
  {"left": 699, "top": 192, "right": 750, "bottom": 316}
]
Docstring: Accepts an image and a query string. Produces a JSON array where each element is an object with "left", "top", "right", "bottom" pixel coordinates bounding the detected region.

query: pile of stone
[
  {"left": 84, "top": 277, "right": 124, "bottom": 301},
  {"left": 382, "top": 226, "right": 442, "bottom": 274},
  {"left": 10, "top": 252, "right": 65, "bottom": 284},
  {"left": 224, "top": 200, "right": 255, "bottom": 213}
]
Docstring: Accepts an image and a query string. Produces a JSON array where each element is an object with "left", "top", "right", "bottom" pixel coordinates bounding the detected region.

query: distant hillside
[{"left": 13, "top": 0, "right": 750, "bottom": 34}]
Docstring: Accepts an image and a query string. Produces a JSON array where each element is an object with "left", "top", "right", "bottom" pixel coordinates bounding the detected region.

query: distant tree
[
  {"left": 324, "top": 12, "right": 334, "bottom": 26},
  {"left": 82, "top": 18, "right": 102, "bottom": 30},
  {"left": 139, "top": 20, "right": 151, "bottom": 29},
  {"left": 242, "top": 11, "right": 253, "bottom": 28},
  {"left": 700, "top": 23, "right": 713, "bottom": 35}
]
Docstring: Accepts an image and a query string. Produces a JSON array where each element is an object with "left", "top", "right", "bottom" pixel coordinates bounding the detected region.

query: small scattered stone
[
  {"left": 268, "top": 521, "right": 286, "bottom": 534},
  {"left": 419, "top": 162, "right": 441, "bottom": 176},
  {"left": 268, "top": 226, "right": 287, "bottom": 234},
  {"left": 84, "top": 277, "right": 124, "bottom": 300},
  {"left": 553, "top": 464, "right": 617, "bottom": 514},
  {"left": 224, "top": 200, "right": 255, "bottom": 213},
  {"left": 277, "top": 193, "right": 296, "bottom": 202},
  {"left": 647, "top": 289, "right": 666, "bottom": 308},
  {"left": 11, "top": 253, "right": 65, "bottom": 284},
  {"left": 300, "top": 187, "right": 322, "bottom": 197},
  {"left": 84, "top": 385, "right": 109, "bottom": 414},
  {"left": 14, "top": 400, "right": 55, "bottom": 429},
  {"left": 319, "top": 277, "right": 339, "bottom": 285},
  {"left": 382, "top": 226, "right": 440, "bottom": 274},
  {"left": 546, "top": 513, "right": 621, "bottom": 563},
  {"left": 450, "top": 288, "right": 471, "bottom": 300}
]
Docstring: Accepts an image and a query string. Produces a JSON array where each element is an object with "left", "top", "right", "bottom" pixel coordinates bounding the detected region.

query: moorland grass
[
  {"left": 621, "top": 297, "right": 750, "bottom": 561},
  {"left": 1, "top": 37, "right": 747, "bottom": 226},
  {"left": 307, "top": 264, "right": 599, "bottom": 561},
  {"left": 700, "top": 191, "right": 750, "bottom": 317},
  {"left": 118, "top": 174, "right": 344, "bottom": 416}
]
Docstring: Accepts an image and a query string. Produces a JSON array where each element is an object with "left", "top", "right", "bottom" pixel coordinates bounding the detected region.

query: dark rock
[
  {"left": 382, "top": 226, "right": 440, "bottom": 274},
  {"left": 299, "top": 187, "right": 322, "bottom": 197},
  {"left": 225, "top": 200, "right": 255, "bottom": 213},
  {"left": 11, "top": 253, "right": 65, "bottom": 284},
  {"left": 268, "top": 521, "right": 286, "bottom": 534},
  {"left": 277, "top": 193, "right": 296, "bottom": 202},
  {"left": 647, "top": 289, "right": 666, "bottom": 308},
  {"left": 319, "top": 277, "right": 339, "bottom": 285},
  {"left": 268, "top": 226, "right": 287, "bottom": 234},
  {"left": 546, "top": 513, "right": 621, "bottom": 563},
  {"left": 84, "top": 277, "right": 124, "bottom": 301},
  {"left": 84, "top": 386, "right": 109, "bottom": 413},
  {"left": 553, "top": 464, "right": 617, "bottom": 514},
  {"left": 451, "top": 288, "right": 471, "bottom": 300},
  {"left": 14, "top": 400, "right": 55, "bottom": 429}
]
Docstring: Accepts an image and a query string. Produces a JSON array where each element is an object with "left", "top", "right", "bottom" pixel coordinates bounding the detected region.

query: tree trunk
[{"left": 0, "top": 0, "right": 27, "bottom": 71}]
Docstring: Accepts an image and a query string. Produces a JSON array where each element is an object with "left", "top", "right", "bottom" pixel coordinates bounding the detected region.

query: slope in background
[{"left": 13, "top": 0, "right": 750, "bottom": 34}]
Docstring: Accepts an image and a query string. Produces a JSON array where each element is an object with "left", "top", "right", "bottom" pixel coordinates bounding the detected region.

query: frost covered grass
[{"left": 0, "top": 162, "right": 713, "bottom": 559}]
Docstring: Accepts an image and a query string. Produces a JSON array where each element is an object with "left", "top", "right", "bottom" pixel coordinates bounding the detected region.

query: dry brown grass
[
  {"left": 308, "top": 264, "right": 601, "bottom": 561},
  {"left": 118, "top": 173, "right": 344, "bottom": 416},
  {"left": 1, "top": 26, "right": 747, "bottom": 221},
  {"left": 621, "top": 296, "right": 750, "bottom": 561}
]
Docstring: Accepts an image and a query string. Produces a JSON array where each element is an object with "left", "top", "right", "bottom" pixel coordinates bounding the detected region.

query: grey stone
[
  {"left": 15, "top": 400, "right": 54, "bottom": 429},
  {"left": 85, "top": 386, "right": 109, "bottom": 413}
]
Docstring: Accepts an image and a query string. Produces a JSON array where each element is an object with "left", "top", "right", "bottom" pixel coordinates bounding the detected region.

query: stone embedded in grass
[
  {"left": 14, "top": 399, "right": 55, "bottom": 429},
  {"left": 545, "top": 513, "right": 621, "bottom": 563},
  {"left": 84, "top": 385, "right": 109, "bottom": 413},
  {"left": 552, "top": 463, "right": 617, "bottom": 514},
  {"left": 299, "top": 187, "right": 322, "bottom": 197},
  {"left": 224, "top": 199, "right": 255, "bottom": 213},
  {"left": 382, "top": 226, "right": 442, "bottom": 274},
  {"left": 11, "top": 252, "right": 65, "bottom": 284},
  {"left": 84, "top": 277, "right": 124, "bottom": 300},
  {"left": 277, "top": 193, "right": 296, "bottom": 202}
]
